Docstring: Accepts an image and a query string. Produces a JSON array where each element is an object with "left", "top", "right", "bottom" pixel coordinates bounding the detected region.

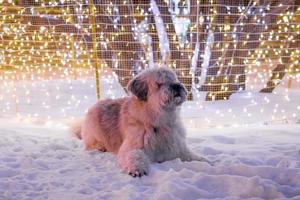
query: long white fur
[{"left": 70, "top": 67, "right": 210, "bottom": 177}]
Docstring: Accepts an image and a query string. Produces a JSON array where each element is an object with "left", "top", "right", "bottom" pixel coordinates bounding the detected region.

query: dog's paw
[
  {"left": 122, "top": 160, "right": 149, "bottom": 178},
  {"left": 127, "top": 164, "right": 149, "bottom": 177},
  {"left": 201, "top": 157, "right": 214, "bottom": 166},
  {"left": 118, "top": 149, "right": 150, "bottom": 177},
  {"left": 128, "top": 168, "right": 148, "bottom": 177},
  {"left": 192, "top": 155, "right": 212, "bottom": 165},
  {"left": 181, "top": 151, "right": 213, "bottom": 165}
]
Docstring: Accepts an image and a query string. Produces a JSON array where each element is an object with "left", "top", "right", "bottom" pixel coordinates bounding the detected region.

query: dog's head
[{"left": 127, "top": 67, "right": 187, "bottom": 109}]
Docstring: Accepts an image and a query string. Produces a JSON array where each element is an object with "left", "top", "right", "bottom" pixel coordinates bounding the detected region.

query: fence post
[{"left": 89, "top": 1, "right": 100, "bottom": 100}]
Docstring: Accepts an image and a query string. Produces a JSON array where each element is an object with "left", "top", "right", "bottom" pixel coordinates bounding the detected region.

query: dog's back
[{"left": 78, "top": 98, "right": 126, "bottom": 152}]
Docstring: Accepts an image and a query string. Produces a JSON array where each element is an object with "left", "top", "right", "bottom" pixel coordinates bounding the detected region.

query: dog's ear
[{"left": 127, "top": 76, "right": 148, "bottom": 101}]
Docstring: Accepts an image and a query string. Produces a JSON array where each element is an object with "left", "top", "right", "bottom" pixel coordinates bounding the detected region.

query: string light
[{"left": 0, "top": 1, "right": 299, "bottom": 128}]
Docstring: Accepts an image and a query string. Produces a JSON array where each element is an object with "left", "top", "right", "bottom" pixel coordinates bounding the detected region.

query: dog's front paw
[
  {"left": 128, "top": 168, "right": 148, "bottom": 177},
  {"left": 197, "top": 156, "right": 214, "bottom": 166},
  {"left": 125, "top": 162, "right": 149, "bottom": 177},
  {"left": 126, "top": 162, "right": 149, "bottom": 177},
  {"left": 118, "top": 149, "right": 150, "bottom": 177},
  {"left": 181, "top": 151, "right": 213, "bottom": 165}
]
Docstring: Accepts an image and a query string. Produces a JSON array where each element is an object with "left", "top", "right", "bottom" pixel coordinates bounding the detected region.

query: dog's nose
[{"left": 171, "top": 83, "right": 183, "bottom": 97}]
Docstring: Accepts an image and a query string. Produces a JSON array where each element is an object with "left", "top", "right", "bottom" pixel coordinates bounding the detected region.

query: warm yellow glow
[{"left": 0, "top": 1, "right": 299, "bottom": 126}]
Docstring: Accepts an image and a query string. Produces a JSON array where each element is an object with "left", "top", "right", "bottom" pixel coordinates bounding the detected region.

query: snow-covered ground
[
  {"left": 1, "top": 119, "right": 300, "bottom": 199},
  {"left": 0, "top": 73, "right": 300, "bottom": 199}
]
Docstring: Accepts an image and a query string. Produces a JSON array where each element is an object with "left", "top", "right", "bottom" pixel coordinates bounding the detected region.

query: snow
[
  {"left": 0, "top": 73, "right": 300, "bottom": 199},
  {"left": 0, "top": 119, "right": 300, "bottom": 199}
]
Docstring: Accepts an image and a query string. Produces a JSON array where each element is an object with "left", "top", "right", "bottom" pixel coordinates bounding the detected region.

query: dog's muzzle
[{"left": 170, "top": 83, "right": 186, "bottom": 105}]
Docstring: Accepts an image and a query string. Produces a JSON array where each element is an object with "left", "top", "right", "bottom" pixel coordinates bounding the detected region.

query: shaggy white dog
[{"left": 71, "top": 67, "right": 210, "bottom": 177}]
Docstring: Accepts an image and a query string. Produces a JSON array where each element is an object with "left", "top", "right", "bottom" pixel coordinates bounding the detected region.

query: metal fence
[{"left": 0, "top": 0, "right": 299, "bottom": 119}]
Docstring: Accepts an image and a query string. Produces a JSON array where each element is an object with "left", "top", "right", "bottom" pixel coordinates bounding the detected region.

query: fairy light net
[{"left": 0, "top": 0, "right": 299, "bottom": 124}]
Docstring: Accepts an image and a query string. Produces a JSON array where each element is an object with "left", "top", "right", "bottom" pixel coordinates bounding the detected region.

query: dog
[{"left": 70, "top": 67, "right": 210, "bottom": 177}]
